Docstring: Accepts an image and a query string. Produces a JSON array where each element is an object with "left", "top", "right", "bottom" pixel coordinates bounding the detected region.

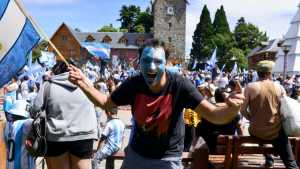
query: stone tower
[{"left": 152, "top": 0, "right": 187, "bottom": 60}]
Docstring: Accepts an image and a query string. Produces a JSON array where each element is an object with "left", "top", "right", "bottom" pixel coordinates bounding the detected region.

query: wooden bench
[
  {"left": 105, "top": 135, "right": 235, "bottom": 169},
  {"left": 232, "top": 135, "right": 300, "bottom": 169}
]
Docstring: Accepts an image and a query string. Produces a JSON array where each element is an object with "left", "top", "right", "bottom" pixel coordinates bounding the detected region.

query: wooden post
[
  {"left": 0, "top": 120, "right": 6, "bottom": 169},
  {"left": 191, "top": 137, "right": 209, "bottom": 169},
  {"left": 105, "top": 157, "right": 114, "bottom": 169}
]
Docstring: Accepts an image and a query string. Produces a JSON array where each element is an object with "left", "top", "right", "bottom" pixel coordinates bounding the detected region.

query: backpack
[{"left": 25, "top": 82, "right": 50, "bottom": 157}]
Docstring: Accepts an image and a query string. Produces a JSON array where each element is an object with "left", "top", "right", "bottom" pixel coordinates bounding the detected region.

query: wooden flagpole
[{"left": 14, "top": 0, "right": 69, "bottom": 66}]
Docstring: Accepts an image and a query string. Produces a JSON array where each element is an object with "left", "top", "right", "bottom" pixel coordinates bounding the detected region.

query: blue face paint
[{"left": 140, "top": 47, "right": 166, "bottom": 87}]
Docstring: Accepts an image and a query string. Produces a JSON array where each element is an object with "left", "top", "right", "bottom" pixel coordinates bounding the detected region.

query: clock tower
[{"left": 152, "top": 0, "right": 187, "bottom": 60}]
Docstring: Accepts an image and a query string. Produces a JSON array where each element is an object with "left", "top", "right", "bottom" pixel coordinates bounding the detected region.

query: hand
[
  {"left": 68, "top": 65, "right": 91, "bottom": 89},
  {"left": 226, "top": 92, "right": 245, "bottom": 108}
]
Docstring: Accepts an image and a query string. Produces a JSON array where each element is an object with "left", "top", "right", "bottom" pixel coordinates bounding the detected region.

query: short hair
[
  {"left": 257, "top": 71, "right": 271, "bottom": 79},
  {"left": 138, "top": 39, "right": 170, "bottom": 61},
  {"left": 52, "top": 60, "right": 75, "bottom": 75},
  {"left": 214, "top": 88, "right": 225, "bottom": 103}
]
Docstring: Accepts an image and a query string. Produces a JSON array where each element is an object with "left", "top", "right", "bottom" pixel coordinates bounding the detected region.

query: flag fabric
[
  {"left": 206, "top": 48, "right": 217, "bottom": 70},
  {"left": 0, "top": 0, "right": 40, "bottom": 87},
  {"left": 231, "top": 62, "right": 238, "bottom": 75},
  {"left": 81, "top": 42, "right": 110, "bottom": 60},
  {"left": 220, "top": 63, "right": 226, "bottom": 72},
  {"left": 39, "top": 51, "right": 56, "bottom": 68},
  {"left": 191, "top": 60, "right": 198, "bottom": 70}
]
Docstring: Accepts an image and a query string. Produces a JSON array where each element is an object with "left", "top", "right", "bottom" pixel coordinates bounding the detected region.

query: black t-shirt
[{"left": 111, "top": 72, "right": 203, "bottom": 159}]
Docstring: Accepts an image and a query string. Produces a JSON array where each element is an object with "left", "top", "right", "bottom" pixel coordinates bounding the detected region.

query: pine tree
[
  {"left": 213, "top": 5, "right": 230, "bottom": 34},
  {"left": 212, "top": 5, "right": 235, "bottom": 66},
  {"left": 190, "top": 5, "right": 214, "bottom": 63}
]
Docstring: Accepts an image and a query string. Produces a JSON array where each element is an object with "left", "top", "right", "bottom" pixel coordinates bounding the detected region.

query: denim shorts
[{"left": 121, "top": 146, "right": 183, "bottom": 169}]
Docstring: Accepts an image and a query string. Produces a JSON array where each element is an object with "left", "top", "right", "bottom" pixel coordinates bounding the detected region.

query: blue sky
[{"left": 22, "top": 0, "right": 299, "bottom": 55}]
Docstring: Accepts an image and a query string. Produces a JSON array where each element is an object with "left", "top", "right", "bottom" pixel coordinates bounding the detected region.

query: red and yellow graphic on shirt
[{"left": 134, "top": 94, "right": 173, "bottom": 136}]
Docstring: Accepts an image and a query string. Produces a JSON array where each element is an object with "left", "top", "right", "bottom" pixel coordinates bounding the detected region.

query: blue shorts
[{"left": 121, "top": 146, "right": 183, "bottom": 169}]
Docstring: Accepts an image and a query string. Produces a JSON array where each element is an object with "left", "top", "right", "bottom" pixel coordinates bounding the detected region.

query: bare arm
[
  {"left": 195, "top": 93, "right": 243, "bottom": 125},
  {"left": 240, "top": 86, "right": 251, "bottom": 120}
]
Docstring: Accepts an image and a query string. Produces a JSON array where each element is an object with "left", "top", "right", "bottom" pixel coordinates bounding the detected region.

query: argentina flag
[
  {"left": 81, "top": 42, "right": 110, "bottom": 60},
  {"left": 0, "top": 0, "right": 40, "bottom": 87}
]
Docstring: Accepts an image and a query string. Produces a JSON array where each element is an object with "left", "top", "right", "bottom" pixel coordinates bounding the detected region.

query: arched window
[
  {"left": 118, "top": 36, "right": 128, "bottom": 45},
  {"left": 102, "top": 35, "right": 112, "bottom": 44},
  {"left": 85, "top": 35, "right": 95, "bottom": 42},
  {"left": 136, "top": 36, "right": 145, "bottom": 46}
]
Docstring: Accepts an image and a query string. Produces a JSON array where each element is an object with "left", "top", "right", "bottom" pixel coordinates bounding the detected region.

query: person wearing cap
[
  {"left": 4, "top": 98, "right": 35, "bottom": 169},
  {"left": 241, "top": 60, "right": 298, "bottom": 169}
]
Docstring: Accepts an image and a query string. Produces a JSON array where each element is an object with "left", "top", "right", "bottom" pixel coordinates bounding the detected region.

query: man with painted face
[{"left": 68, "top": 39, "right": 244, "bottom": 169}]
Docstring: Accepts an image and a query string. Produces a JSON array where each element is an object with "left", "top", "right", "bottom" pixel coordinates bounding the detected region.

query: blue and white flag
[
  {"left": 39, "top": 51, "right": 56, "bottom": 68},
  {"left": 231, "top": 62, "right": 238, "bottom": 75},
  {"left": 0, "top": 0, "right": 40, "bottom": 87},
  {"left": 206, "top": 48, "right": 217, "bottom": 70},
  {"left": 191, "top": 60, "right": 198, "bottom": 70},
  {"left": 81, "top": 42, "right": 110, "bottom": 60},
  {"left": 220, "top": 63, "right": 226, "bottom": 73}
]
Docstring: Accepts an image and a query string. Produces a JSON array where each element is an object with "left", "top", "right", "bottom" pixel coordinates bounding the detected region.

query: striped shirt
[
  {"left": 101, "top": 118, "right": 125, "bottom": 155},
  {"left": 4, "top": 119, "right": 35, "bottom": 169}
]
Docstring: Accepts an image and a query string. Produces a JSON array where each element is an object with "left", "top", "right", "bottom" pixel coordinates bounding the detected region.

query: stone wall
[{"left": 153, "top": 0, "right": 186, "bottom": 60}]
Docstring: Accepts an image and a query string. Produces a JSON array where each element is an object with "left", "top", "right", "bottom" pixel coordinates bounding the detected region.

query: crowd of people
[{"left": 1, "top": 38, "right": 299, "bottom": 169}]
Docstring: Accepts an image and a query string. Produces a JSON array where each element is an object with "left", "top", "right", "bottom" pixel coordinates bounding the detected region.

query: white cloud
[
  {"left": 186, "top": 0, "right": 299, "bottom": 55},
  {"left": 23, "top": 0, "right": 80, "bottom": 5}
]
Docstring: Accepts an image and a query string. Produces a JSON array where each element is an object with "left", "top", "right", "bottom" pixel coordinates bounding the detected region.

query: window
[
  {"left": 69, "top": 49, "right": 75, "bottom": 57},
  {"left": 168, "top": 37, "right": 172, "bottom": 43},
  {"left": 102, "top": 35, "right": 112, "bottom": 44},
  {"left": 62, "top": 35, "right": 68, "bottom": 43},
  {"left": 168, "top": 22, "right": 172, "bottom": 31},
  {"left": 118, "top": 36, "right": 128, "bottom": 45},
  {"left": 85, "top": 35, "right": 95, "bottom": 42},
  {"left": 136, "top": 37, "right": 145, "bottom": 46}
]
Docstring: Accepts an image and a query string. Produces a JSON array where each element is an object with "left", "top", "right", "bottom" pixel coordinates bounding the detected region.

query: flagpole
[{"left": 14, "top": 0, "right": 69, "bottom": 66}]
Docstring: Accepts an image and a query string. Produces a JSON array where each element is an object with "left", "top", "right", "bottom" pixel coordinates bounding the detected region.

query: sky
[{"left": 22, "top": 0, "right": 300, "bottom": 56}]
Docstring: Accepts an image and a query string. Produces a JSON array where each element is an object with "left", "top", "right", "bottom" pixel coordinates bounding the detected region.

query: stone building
[{"left": 152, "top": 0, "right": 187, "bottom": 60}]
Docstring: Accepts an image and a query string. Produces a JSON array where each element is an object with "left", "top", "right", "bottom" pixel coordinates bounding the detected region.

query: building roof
[
  {"left": 73, "top": 31, "right": 152, "bottom": 49},
  {"left": 51, "top": 23, "right": 152, "bottom": 50},
  {"left": 247, "top": 38, "right": 282, "bottom": 58}
]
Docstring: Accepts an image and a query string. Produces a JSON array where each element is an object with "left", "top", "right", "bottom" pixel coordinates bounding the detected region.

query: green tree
[
  {"left": 213, "top": 5, "right": 230, "bottom": 34},
  {"left": 32, "top": 40, "right": 48, "bottom": 62},
  {"left": 190, "top": 5, "right": 214, "bottom": 64},
  {"left": 119, "top": 28, "right": 128, "bottom": 33},
  {"left": 135, "top": 7, "right": 153, "bottom": 33},
  {"left": 134, "top": 24, "right": 145, "bottom": 33},
  {"left": 118, "top": 5, "right": 141, "bottom": 32},
  {"left": 212, "top": 5, "right": 236, "bottom": 66},
  {"left": 223, "top": 47, "right": 247, "bottom": 70},
  {"left": 98, "top": 24, "right": 118, "bottom": 32},
  {"left": 0, "top": 42, "right": 2, "bottom": 51},
  {"left": 212, "top": 33, "right": 236, "bottom": 67},
  {"left": 234, "top": 17, "right": 268, "bottom": 56}
]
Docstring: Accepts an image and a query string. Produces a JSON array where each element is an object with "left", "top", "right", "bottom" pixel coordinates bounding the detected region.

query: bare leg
[
  {"left": 70, "top": 154, "right": 92, "bottom": 169},
  {"left": 46, "top": 152, "right": 70, "bottom": 169}
]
